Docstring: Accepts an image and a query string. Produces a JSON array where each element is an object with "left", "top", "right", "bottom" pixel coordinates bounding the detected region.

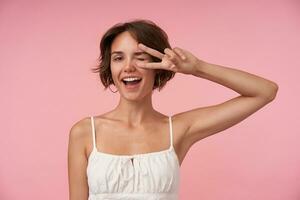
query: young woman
[{"left": 68, "top": 19, "right": 278, "bottom": 200}]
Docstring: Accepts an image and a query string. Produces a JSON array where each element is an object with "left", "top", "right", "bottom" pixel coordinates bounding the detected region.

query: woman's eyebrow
[{"left": 111, "top": 51, "right": 149, "bottom": 56}]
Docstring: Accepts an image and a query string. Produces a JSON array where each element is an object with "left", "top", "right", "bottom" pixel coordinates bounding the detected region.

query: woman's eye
[
  {"left": 112, "top": 57, "right": 147, "bottom": 62},
  {"left": 113, "top": 57, "right": 122, "bottom": 61}
]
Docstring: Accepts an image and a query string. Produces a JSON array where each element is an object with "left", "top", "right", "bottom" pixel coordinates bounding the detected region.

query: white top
[{"left": 86, "top": 116, "right": 180, "bottom": 200}]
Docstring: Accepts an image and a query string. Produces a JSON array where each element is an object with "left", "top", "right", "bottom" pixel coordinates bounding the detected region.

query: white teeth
[{"left": 122, "top": 77, "right": 142, "bottom": 82}]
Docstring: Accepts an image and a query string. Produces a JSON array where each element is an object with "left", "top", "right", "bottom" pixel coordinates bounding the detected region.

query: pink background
[{"left": 1, "top": 0, "right": 299, "bottom": 199}]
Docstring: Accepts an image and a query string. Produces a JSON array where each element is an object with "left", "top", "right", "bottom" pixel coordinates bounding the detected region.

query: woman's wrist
[{"left": 192, "top": 59, "right": 208, "bottom": 77}]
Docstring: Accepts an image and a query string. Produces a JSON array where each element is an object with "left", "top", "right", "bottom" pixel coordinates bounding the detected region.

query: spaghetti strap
[
  {"left": 168, "top": 116, "right": 174, "bottom": 149},
  {"left": 90, "top": 116, "right": 97, "bottom": 150}
]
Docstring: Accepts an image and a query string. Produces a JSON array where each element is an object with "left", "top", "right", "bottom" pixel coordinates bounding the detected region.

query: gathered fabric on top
[{"left": 86, "top": 116, "right": 180, "bottom": 200}]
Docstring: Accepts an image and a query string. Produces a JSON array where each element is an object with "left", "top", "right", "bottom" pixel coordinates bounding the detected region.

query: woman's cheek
[{"left": 110, "top": 66, "right": 119, "bottom": 85}]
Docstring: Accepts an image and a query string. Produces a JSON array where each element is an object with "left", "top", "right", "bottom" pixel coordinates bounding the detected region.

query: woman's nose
[{"left": 124, "top": 60, "right": 137, "bottom": 72}]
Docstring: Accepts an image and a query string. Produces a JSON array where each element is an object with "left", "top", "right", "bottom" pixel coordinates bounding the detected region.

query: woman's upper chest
[
  {"left": 85, "top": 115, "right": 189, "bottom": 165},
  {"left": 95, "top": 117, "right": 172, "bottom": 152}
]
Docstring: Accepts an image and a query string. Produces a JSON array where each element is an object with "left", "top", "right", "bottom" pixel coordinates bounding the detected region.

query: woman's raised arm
[
  {"left": 136, "top": 44, "right": 278, "bottom": 147},
  {"left": 175, "top": 60, "right": 278, "bottom": 146}
]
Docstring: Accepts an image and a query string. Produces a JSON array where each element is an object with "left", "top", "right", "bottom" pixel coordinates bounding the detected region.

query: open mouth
[
  {"left": 122, "top": 79, "right": 142, "bottom": 85},
  {"left": 122, "top": 77, "right": 142, "bottom": 89}
]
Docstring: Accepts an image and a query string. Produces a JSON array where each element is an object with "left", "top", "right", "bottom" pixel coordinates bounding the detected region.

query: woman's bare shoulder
[
  {"left": 68, "top": 114, "right": 110, "bottom": 141},
  {"left": 69, "top": 116, "right": 93, "bottom": 142}
]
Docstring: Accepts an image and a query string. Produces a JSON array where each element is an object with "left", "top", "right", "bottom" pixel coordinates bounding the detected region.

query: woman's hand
[{"left": 136, "top": 43, "right": 204, "bottom": 75}]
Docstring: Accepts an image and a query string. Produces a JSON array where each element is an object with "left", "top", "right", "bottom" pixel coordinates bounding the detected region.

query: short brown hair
[{"left": 91, "top": 19, "right": 176, "bottom": 91}]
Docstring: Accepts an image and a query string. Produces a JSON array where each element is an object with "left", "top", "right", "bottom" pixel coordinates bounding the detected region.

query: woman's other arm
[{"left": 68, "top": 120, "right": 89, "bottom": 200}]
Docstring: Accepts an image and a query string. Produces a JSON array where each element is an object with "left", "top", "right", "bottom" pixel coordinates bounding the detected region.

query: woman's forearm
[{"left": 193, "top": 60, "right": 279, "bottom": 100}]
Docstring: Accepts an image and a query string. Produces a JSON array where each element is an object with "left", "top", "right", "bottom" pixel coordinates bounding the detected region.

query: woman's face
[{"left": 110, "top": 31, "right": 156, "bottom": 100}]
